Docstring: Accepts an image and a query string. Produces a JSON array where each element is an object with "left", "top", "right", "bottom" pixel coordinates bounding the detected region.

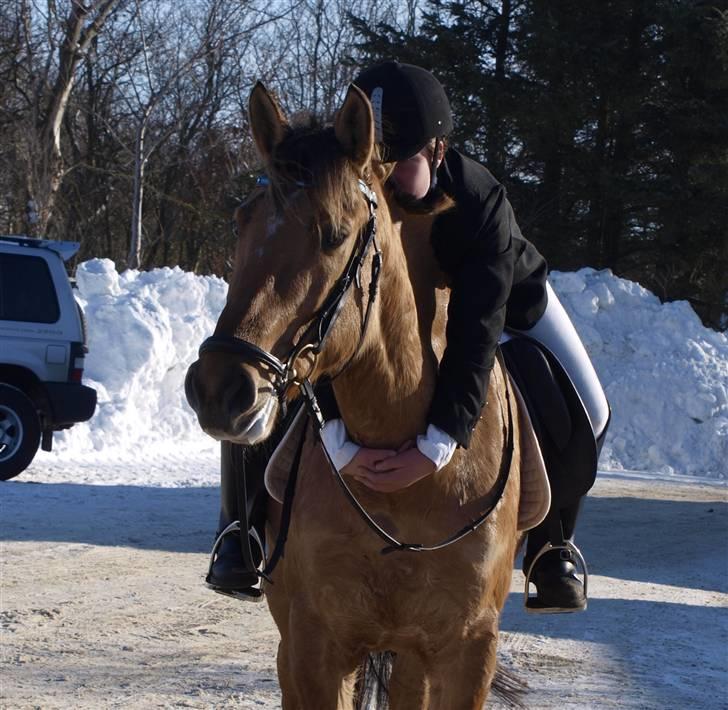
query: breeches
[{"left": 507, "top": 281, "right": 610, "bottom": 439}]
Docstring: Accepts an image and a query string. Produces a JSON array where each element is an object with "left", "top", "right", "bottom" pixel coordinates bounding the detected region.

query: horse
[{"left": 185, "top": 82, "right": 523, "bottom": 708}]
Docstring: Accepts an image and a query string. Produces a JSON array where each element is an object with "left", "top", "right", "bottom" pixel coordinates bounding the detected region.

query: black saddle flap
[{"left": 501, "top": 338, "right": 597, "bottom": 507}]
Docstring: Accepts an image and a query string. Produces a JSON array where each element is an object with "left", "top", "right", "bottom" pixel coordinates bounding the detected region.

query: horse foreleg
[
  {"left": 276, "top": 639, "right": 300, "bottom": 709},
  {"left": 426, "top": 621, "right": 499, "bottom": 709},
  {"left": 281, "top": 607, "right": 358, "bottom": 709},
  {"left": 389, "top": 651, "right": 429, "bottom": 710}
]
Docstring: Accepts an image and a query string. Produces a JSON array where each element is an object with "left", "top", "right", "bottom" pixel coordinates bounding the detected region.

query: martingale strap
[{"left": 261, "top": 415, "right": 308, "bottom": 580}]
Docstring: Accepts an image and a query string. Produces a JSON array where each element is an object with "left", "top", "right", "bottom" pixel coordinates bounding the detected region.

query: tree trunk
[
  {"left": 129, "top": 119, "right": 148, "bottom": 269},
  {"left": 487, "top": 0, "right": 512, "bottom": 178},
  {"left": 602, "top": 1, "right": 646, "bottom": 270},
  {"left": 24, "top": 0, "right": 119, "bottom": 237}
]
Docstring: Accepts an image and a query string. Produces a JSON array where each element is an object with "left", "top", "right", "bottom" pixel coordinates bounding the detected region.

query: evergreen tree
[
  {"left": 647, "top": 1, "right": 728, "bottom": 327},
  {"left": 350, "top": 0, "right": 728, "bottom": 328}
]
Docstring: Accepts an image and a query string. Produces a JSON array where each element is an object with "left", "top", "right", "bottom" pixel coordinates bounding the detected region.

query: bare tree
[
  {"left": 12, "top": 0, "right": 121, "bottom": 236},
  {"left": 251, "top": 0, "right": 402, "bottom": 121},
  {"left": 109, "top": 0, "right": 293, "bottom": 268},
  {"left": 0, "top": 0, "right": 407, "bottom": 269}
]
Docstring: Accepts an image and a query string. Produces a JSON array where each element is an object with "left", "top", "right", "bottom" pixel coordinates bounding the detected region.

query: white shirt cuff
[
  {"left": 416, "top": 424, "right": 457, "bottom": 471},
  {"left": 320, "top": 418, "right": 360, "bottom": 471}
]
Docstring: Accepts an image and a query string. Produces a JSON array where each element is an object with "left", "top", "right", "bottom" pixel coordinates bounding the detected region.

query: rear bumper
[{"left": 44, "top": 382, "right": 97, "bottom": 427}]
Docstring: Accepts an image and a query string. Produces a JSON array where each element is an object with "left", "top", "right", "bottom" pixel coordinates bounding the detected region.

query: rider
[
  {"left": 208, "top": 61, "right": 610, "bottom": 612},
  {"left": 349, "top": 61, "right": 610, "bottom": 612}
]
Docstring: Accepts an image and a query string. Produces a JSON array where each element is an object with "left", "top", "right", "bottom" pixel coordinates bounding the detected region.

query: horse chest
[{"left": 305, "top": 552, "right": 468, "bottom": 647}]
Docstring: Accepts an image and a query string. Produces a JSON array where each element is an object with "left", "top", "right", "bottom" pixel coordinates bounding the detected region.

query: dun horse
[{"left": 186, "top": 83, "right": 523, "bottom": 708}]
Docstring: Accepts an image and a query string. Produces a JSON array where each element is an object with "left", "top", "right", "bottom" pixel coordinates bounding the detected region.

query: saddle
[
  {"left": 500, "top": 337, "right": 598, "bottom": 509},
  {"left": 264, "top": 403, "right": 310, "bottom": 506}
]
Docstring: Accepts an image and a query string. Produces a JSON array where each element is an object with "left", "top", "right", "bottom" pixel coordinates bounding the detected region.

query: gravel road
[{"left": 2, "top": 473, "right": 726, "bottom": 709}]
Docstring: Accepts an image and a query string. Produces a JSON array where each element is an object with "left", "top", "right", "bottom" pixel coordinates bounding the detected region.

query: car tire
[{"left": 0, "top": 384, "right": 41, "bottom": 481}]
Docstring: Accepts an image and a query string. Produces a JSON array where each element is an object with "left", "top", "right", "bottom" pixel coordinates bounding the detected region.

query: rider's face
[{"left": 390, "top": 147, "right": 433, "bottom": 200}]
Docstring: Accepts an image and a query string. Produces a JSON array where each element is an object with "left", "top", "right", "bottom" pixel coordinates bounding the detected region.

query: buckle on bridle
[
  {"left": 285, "top": 342, "right": 318, "bottom": 387},
  {"left": 357, "top": 179, "right": 378, "bottom": 210}
]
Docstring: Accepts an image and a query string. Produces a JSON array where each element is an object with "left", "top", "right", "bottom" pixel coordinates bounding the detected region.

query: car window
[{"left": 0, "top": 253, "right": 60, "bottom": 324}]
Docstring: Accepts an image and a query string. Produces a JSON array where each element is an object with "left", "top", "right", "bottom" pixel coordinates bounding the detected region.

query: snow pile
[
  {"left": 550, "top": 269, "right": 727, "bottom": 479},
  {"left": 56, "top": 259, "right": 226, "bottom": 458},
  {"left": 53, "top": 259, "right": 727, "bottom": 480}
]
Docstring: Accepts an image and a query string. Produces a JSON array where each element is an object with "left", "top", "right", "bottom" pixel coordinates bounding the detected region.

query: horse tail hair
[
  {"left": 492, "top": 661, "right": 528, "bottom": 708},
  {"left": 354, "top": 651, "right": 394, "bottom": 710},
  {"left": 352, "top": 654, "right": 525, "bottom": 709}
]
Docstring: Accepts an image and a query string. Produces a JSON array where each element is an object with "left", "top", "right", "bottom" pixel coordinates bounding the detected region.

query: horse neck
[{"left": 333, "top": 204, "right": 442, "bottom": 449}]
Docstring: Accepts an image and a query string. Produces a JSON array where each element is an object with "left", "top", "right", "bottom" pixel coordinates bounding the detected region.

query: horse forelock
[{"left": 268, "top": 125, "right": 376, "bottom": 237}]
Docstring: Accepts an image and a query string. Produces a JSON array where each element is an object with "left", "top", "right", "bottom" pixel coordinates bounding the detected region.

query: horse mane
[{"left": 265, "top": 119, "right": 454, "bottom": 242}]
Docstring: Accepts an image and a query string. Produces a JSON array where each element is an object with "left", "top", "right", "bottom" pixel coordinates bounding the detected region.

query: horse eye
[{"left": 321, "top": 226, "right": 346, "bottom": 251}]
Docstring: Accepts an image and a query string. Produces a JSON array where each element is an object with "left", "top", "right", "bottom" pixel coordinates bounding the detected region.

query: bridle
[
  {"left": 197, "top": 174, "right": 513, "bottom": 570},
  {"left": 198, "top": 177, "right": 382, "bottom": 415}
]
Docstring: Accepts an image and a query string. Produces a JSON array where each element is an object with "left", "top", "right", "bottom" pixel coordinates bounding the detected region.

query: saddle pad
[
  {"left": 265, "top": 404, "right": 308, "bottom": 504},
  {"left": 509, "top": 372, "right": 551, "bottom": 532}
]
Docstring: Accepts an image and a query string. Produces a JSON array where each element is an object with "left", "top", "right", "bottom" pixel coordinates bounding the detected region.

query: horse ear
[
  {"left": 249, "top": 82, "right": 289, "bottom": 166},
  {"left": 334, "top": 84, "right": 374, "bottom": 173}
]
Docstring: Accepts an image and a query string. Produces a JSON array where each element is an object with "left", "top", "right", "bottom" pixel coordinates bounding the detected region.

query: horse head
[{"left": 185, "top": 82, "right": 393, "bottom": 445}]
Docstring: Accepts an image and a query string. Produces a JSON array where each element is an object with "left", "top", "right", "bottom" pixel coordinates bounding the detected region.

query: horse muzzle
[{"left": 184, "top": 358, "right": 278, "bottom": 445}]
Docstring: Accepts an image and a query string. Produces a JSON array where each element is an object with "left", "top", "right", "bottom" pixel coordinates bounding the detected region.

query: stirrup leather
[
  {"left": 205, "top": 520, "right": 266, "bottom": 602},
  {"left": 523, "top": 539, "right": 589, "bottom": 614}
]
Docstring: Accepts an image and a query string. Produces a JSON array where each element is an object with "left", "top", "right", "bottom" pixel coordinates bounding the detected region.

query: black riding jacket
[{"left": 428, "top": 148, "right": 548, "bottom": 448}]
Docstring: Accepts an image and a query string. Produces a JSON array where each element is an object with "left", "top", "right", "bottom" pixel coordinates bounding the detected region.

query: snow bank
[
  {"left": 53, "top": 260, "right": 727, "bottom": 480},
  {"left": 550, "top": 268, "right": 727, "bottom": 479},
  {"left": 56, "top": 259, "right": 226, "bottom": 458}
]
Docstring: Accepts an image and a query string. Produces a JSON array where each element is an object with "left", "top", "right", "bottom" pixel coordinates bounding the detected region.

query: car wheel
[{"left": 0, "top": 384, "right": 41, "bottom": 481}]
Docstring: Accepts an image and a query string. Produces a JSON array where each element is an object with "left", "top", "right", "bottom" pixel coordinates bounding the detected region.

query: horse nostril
[
  {"left": 185, "top": 358, "right": 263, "bottom": 437},
  {"left": 225, "top": 371, "right": 257, "bottom": 419},
  {"left": 184, "top": 361, "right": 201, "bottom": 411}
]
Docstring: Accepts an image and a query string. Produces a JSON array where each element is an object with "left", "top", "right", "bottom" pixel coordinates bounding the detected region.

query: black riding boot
[
  {"left": 206, "top": 440, "right": 270, "bottom": 597},
  {"left": 206, "top": 403, "right": 302, "bottom": 598},
  {"left": 523, "top": 421, "right": 610, "bottom": 612}
]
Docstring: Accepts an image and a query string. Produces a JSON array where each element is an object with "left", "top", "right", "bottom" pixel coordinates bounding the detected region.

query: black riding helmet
[{"left": 354, "top": 62, "right": 453, "bottom": 162}]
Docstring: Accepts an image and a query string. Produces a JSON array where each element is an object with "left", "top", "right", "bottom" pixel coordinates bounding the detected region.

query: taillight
[{"left": 69, "top": 343, "right": 86, "bottom": 383}]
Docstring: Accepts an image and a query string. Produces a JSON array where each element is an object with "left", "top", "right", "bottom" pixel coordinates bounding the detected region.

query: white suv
[{"left": 0, "top": 236, "right": 96, "bottom": 480}]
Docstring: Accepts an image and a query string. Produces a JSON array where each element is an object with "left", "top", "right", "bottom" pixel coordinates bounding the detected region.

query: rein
[{"left": 303, "top": 350, "right": 514, "bottom": 555}]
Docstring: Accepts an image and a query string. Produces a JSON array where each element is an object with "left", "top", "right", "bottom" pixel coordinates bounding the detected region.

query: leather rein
[{"left": 198, "top": 176, "right": 514, "bottom": 561}]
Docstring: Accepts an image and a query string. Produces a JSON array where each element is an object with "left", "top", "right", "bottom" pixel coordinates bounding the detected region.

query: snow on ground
[
  {"left": 36, "top": 259, "right": 727, "bottom": 485},
  {"left": 2, "top": 473, "right": 726, "bottom": 709}
]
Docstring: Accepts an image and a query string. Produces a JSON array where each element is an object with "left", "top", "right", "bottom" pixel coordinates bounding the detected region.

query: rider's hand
[
  {"left": 350, "top": 444, "right": 436, "bottom": 493},
  {"left": 341, "top": 447, "right": 397, "bottom": 480}
]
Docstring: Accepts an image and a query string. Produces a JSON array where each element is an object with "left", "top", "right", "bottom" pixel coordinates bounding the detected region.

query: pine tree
[
  {"left": 350, "top": 0, "right": 728, "bottom": 328},
  {"left": 647, "top": 1, "right": 728, "bottom": 327}
]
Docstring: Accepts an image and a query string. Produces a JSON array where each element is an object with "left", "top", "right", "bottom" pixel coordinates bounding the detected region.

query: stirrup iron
[
  {"left": 205, "top": 520, "right": 266, "bottom": 602},
  {"left": 523, "top": 539, "right": 588, "bottom": 614}
]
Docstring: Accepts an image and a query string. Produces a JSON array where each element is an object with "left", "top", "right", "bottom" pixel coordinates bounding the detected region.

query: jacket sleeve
[{"left": 427, "top": 185, "right": 517, "bottom": 448}]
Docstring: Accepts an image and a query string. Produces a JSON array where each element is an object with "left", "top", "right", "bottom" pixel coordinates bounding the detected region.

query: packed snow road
[{"left": 1, "top": 470, "right": 726, "bottom": 709}]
